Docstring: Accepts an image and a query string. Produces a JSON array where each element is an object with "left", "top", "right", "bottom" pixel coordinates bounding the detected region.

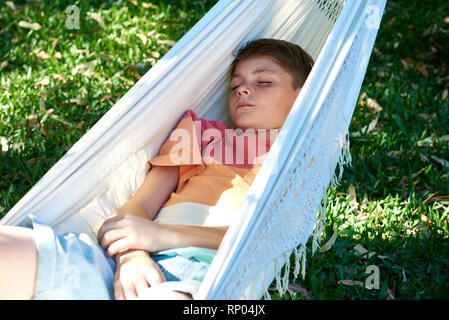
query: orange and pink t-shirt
[{"left": 148, "top": 109, "right": 275, "bottom": 227}]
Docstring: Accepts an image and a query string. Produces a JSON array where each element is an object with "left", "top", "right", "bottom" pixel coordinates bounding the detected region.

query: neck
[{"left": 234, "top": 127, "right": 280, "bottom": 142}]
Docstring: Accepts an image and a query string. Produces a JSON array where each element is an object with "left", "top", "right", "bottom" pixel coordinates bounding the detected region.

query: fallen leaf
[
  {"left": 158, "top": 39, "right": 176, "bottom": 47},
  {"left": 53, "top": 74, "right": 66, "bottom": 83},
  {"left": 318, "top": 228, "right": 337, "bottom": 253},
  {"left": 39, "top": 95, "right": 46, "bottom": 111},
  {"left": 113, "top": 37, "right": 127, "bottom": 45},
  {"left": 401, "top": 58, "right": 413, "bottom": 71},
  {"left": 415, "top": 63, "right": 430, "bottom": 77},
  {"left": 353, "top": 244, "right": 368, "bottom": 255},
  {"left": 35, "top": 50, "right": 51, "bottom": 60},
  {"left": 399, "top": 176, "right": 408, "bottom": 188},
  {"left": 74, "top": 49, "right": 86, "bottom": 55},
  {"left": 34, "top": 77, "right": 50, "bottom": 88},
  {"left": 412, "top": 168, "right": 425, "bottom": 179},
  {"left": 69, "top": 97, "right": 83, "bottom": 106},
  {"left": 86, "top": 12, "right": 105, "bottom": 28},
  {"left": 351, "top": 116, "right": 379, "bottom": 137},
  {"left": 101, "top": 94, "right": 114, "bottom": 102},
  {"left": 287, "top": 283, "right": 311, "bottom": 298},
  {"left": 420, "top": 153, "right": 429, "bottom": 162},
  {"left": 423, "top": 24, "right": 438, "bottom": 37},
  {"left": 366, "top": 116, "right": 380, "bottom": 132},
  {"left": 442, "top": 135, "right": 449, "bottom": 143},
  {"left": 366, "top": 98, "right": 383, "bottom": 112},
  {"left": 386, "top": 287, "right": 395, "bottom": 300},
  {"left": 18, "top": 21, "right": 41, "bottom": 30},
  {"left": 76, "top": 122, "right": 84, "bottom": 131},
  {"left": 411, "top": 222, "right": 426, "bottom": 235},
  {"left": 51, "top": 39, "right": 59, "bottom": 50},
  {"left": 418, "top": 112, "right": 436, "bottom": 120},
  {"left": 387, "top": 150, "right": 402, "bottom": 160},
  {"left": 28, "top": 158, "right": 37, "bottom": 167},
  {"left": 136, "top": 33, "right": 147, "bottom": 45},
  {"left": 401, "top": 58, "right": 429, "bottom": 77},
  {"left": 40, "top": 125, "right": 47, "bottom": 136},
  {"left": 5, "top": 1, "right": 16, "bottom": 11},
  {"left": 55, "top": 52, "right": 62, "bottom": 60},
  {"left": 417, "top": 136, "right": 434, "bottom": 147},
  {"left": 1, "top": 136, "right": 9, "bottom": 154},
  {"left": 17, "top": 114, "right": 38, "bottom": 128},
  {"left": 71, "top": 60, "right": 97, "bottom": 75},
  {"left": 337, "top": 280, "right": 363, "bottom": 287},
  {"left": 142, "top": 2, "right": 156, "bottom": 9},
  {"left": 348, "top": 184, "right": 358, "bottom": 206},
  {"left": 421, "top": 214, "right": 432, "bottom": 226},
  {"left": 444, "top": 16, "right": 449, "bottom": 24},
  {"left": 430, "top": 155, "right": 449, "bottom": 168},
  {"left": 442, "top": 89, "right": 448, "bottom": 100},
  {"left": 353, "top": 244, "right": 376, "bottom": 259}
]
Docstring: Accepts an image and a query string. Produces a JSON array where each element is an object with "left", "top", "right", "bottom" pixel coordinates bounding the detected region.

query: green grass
[
  {"left": 1, "top": 0, "right": 448, "bottom": 300},
  {"left": 0, "top": 0, "right": 217, "bottom": 213}
]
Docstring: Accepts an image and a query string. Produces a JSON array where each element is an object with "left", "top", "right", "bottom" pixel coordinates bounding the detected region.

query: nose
[{"left": 236, "top": 83, "right": 250, "bottom": 96}]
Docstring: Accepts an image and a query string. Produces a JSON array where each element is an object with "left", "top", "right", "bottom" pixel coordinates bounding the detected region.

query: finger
[
  {"left": 143, "top": 265, "right": 166, "bottom": 287},
  {"left": 99, "top": 228, "right": 127, "bottom": 251},
  {"left": 97, "top": 215, "right": 130, "bottom": 243},
  {"left": 107, "top": 237, "right": 134, "bottom": 257},
  {"left": 97, "top": 219, "right": 117, "bottom": 244},
  {"left": 135, "top": 275, "right": 150, "bottom": 298},
  {"left": 114, "top": 277, "right": 125, "bottom": 300},
  {"left": 123, "top": 282, "right": 138, "bottom": 300}
]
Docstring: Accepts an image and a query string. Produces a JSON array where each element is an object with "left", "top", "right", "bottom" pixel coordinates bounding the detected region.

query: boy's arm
[
  {"left": 99, "top": 163, "right": 229, "bottom": 254},
  {"left": 113, "top": 165, "right": 178, "bottom": 220},
  {"left": 160, "top": 224, "right": 229, "bottom": 251},
  {"left": 99, "top": 214, "right": 229, "bottom": 256},
  {"left": 98, "top": 165, "right": 178, "bottom": 300}
]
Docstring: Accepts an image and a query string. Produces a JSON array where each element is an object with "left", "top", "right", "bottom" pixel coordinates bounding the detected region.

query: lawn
[{"left": 1, "top": 0, "right": 448, "bottom": 299}]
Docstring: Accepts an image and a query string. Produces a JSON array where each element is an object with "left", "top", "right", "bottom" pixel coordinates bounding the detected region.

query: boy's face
[{"left": 229, "top": 55, "right": 301, "bottom": 132}]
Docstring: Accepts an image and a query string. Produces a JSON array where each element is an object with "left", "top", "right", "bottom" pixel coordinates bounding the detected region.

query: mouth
[{"left": 236, "top": 102, "right": 254, "bottom": 110}]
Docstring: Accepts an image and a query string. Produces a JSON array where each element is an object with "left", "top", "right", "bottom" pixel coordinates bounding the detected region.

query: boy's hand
[
  {"left": 98, "top": 214, "right": 167, "bottom": 257},
  {"left": 114, "top": 249, "right": 166, "bottom": 300}
]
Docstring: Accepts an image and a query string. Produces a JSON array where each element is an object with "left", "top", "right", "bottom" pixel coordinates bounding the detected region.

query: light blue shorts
[{"left": 26, "top": 216, "right": 210, "bottom": 300}]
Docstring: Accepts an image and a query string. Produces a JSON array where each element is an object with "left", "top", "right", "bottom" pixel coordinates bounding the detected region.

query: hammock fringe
[{"left": 266, "top": 128, "right": 351, "bottom": 299}]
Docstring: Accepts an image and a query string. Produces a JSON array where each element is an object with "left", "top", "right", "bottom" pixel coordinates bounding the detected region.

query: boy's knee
[{"left": 0, "top": 226, "right": 36, "bottom": 248}]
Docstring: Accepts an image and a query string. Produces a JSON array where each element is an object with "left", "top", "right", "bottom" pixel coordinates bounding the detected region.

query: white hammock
[{"left": 1, "top": 0, "right": 386, "bottom": 299}]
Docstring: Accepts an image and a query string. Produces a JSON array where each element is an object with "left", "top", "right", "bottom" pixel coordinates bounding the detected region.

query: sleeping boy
[{"left": 0, "top": 38, "right": 314, "bottom": 300}]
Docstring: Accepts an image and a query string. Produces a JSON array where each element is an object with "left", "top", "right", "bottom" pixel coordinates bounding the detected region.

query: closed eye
[{"left": 230, "top": 81, "right": 272, "bottom": 91}]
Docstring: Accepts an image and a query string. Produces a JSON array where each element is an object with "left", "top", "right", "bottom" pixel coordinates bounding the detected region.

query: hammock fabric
[{"left": 1, "top": 0, "right": 386, "bottom": 299}]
